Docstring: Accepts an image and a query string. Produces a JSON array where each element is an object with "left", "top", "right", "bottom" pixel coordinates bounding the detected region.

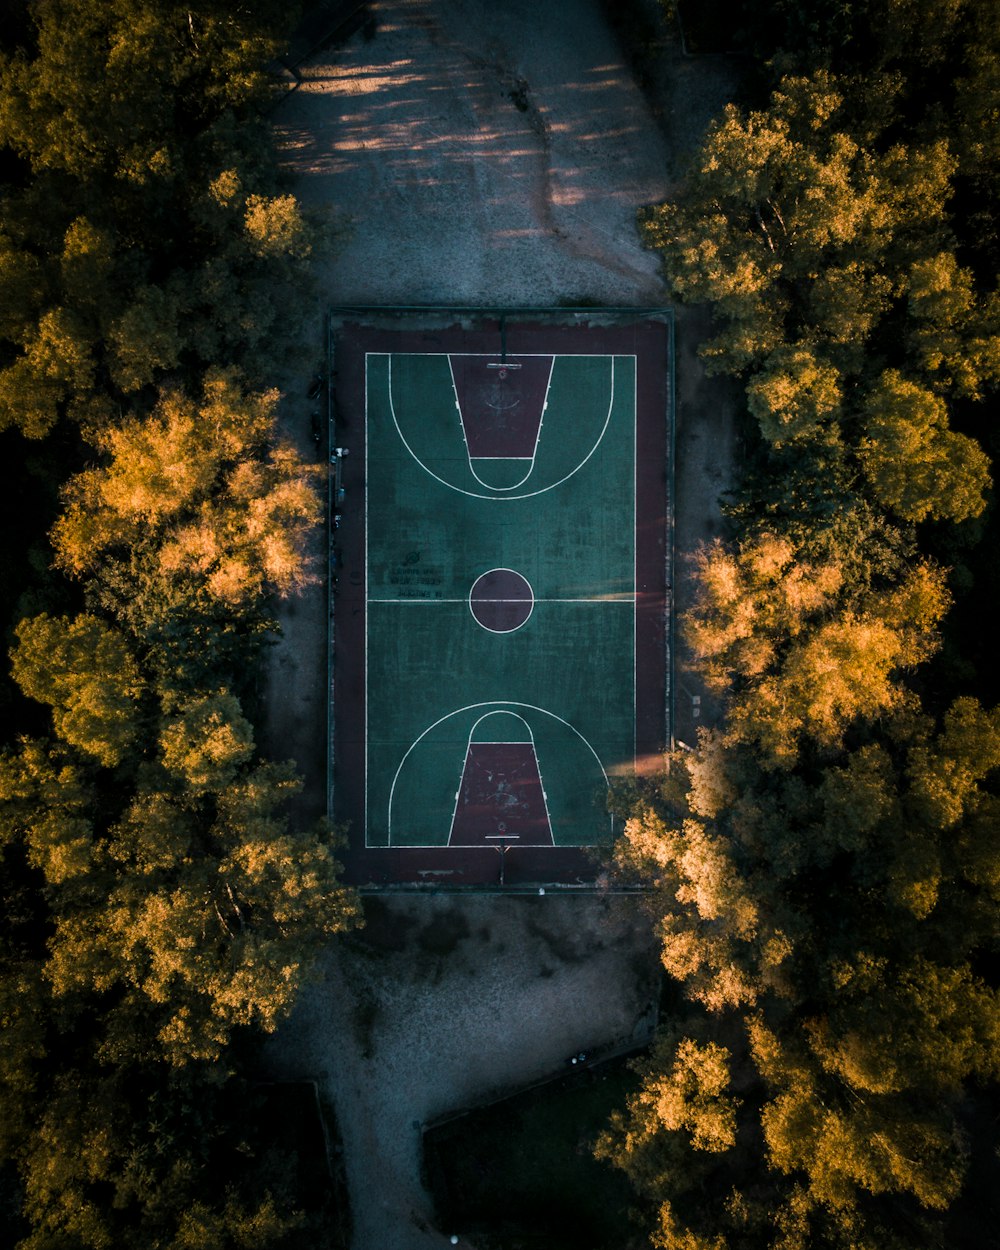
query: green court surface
[{"left": 365, "top": 348, "right": 638, "bottom": 849}]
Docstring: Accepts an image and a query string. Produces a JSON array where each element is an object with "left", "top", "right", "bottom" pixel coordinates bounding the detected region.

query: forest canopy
[
  {"left": 601, "top": 2, "right": 1000, "bottom": 1248},
  {"left": 0, "top": 2, "right": 357, "bottom": 1245}
]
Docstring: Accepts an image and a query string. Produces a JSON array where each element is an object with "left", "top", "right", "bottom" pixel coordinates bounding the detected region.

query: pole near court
[{"left": 495, "top": 840, "right": 514, "bottom": 887}]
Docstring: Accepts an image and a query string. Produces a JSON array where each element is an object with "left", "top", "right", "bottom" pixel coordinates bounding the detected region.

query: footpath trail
[
  {"left": 276, "top": 0, "right": 672, "bottom": 305},
  {"left": 263, "top": 3, "right": 740, "bottom": 1248},
  {"left": 271, "top": 895, "right": 658, "bottom": 1250}
]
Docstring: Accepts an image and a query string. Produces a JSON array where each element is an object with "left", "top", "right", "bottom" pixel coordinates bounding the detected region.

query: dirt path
[
  {"left": 268, "top": 894, "right": 658, "bottom": 1250},
  {"left": 277, "top": 0, "right": 672, "bottom": 305},
  {"left": 262, "top": 3, "right": 740, "bottom": 1247}
]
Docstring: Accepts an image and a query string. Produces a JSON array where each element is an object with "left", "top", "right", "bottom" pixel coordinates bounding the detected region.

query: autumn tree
[
  {"left": 609, "top": 5, "right": 1000, "bottom": 1248},
  {"left": 15, "top": 1060, "right": 318, "bottom": 1250},
  {"left": 48, "top": 369, "right": 322, "bottom": 688},
  {"left": 0, "top": 0, "right": 318, "bottom": 437},
  {"left": 640, "top": 69, "right": 994, "bottom": 533},
  {"left": 684, "top": 532, "right": 949, "bottom": 761},
  {"left": 0, "top": 3, "right": 353, "bottom": 1246},
  {"left": 859, "top": 370, "right": 991, "bottom": 523},
  {"left": 602, "top": 697, "right": 1000, "bottom": 1247},
  {"left": 9, "top": 614, "right": 145, "bottom": 767}
]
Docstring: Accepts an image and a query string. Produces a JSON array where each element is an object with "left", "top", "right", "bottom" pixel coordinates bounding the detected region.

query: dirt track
[{"left": 262, "top": 3, "right": 739, "bottom": 1247}]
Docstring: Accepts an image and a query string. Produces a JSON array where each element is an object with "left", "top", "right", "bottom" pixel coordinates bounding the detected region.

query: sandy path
[
  {"left": 276, "top": 0, "right": 671, "bottom": 306},
  {"left": 268, "top": 894, "right": 657, "bottom": 1250}
]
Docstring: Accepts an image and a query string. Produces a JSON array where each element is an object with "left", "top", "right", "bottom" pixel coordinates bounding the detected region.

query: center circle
[{"left": 469, "top": 568, "right": 534, "bottom": 633}]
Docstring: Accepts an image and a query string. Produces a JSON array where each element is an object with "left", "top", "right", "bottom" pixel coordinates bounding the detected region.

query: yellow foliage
[
  {"left": 861, "top": 370, "right": 990, "bottom": 522},
  {"left": 99, "top": 408, "right": 216, "bottom": 521},
  {"left": 675, "top": 820, "right": 758, "bottom": 938},
  {"left": 11, "top": 613, "right": 144, "bottom": 767},
  {"left": 52, "top": 372, "right": 322, "bottom": 608},
  {"left": 243, "top": 194, "right": 311, "bottom": 259},
  {"left": 637, "top": 1036, "right": 740, "bottom": 1152},
  {"left": 685, "top": 731, "right": 738, "bottom": 819},
  {"left": 652, "top": 1202, "right": 729, "bottom": 1250},
  {"left": 159, "top": 693, "right": 255, "bottom": 790},
  {"left": 747, "top": 345, "right": 842, "bottom": 445},
  {"left": 208, "top": 167, "right": 242, "bottom": 206}
]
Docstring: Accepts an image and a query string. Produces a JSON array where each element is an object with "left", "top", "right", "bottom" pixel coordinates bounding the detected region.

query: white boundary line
[
  {"left": 446, "top": 354, "right": 556, "bottom": 492},
  {"left": 445, "top": 711, "right": 554, "bottom": 847},
  {"left": 385, "top": 701, "right": 612, "bottom": 848},
  {"left": 363, "top": 349, "right": 638, "bottom": 850},
  {"left": 383, "top": 352, "right": 617, "bottom": 501},
  {"left": 467, "top": 567, "right": 534, "bottom": 634},
  {"left": 364, "top": 361, "right": 370, "bottom": 841}
]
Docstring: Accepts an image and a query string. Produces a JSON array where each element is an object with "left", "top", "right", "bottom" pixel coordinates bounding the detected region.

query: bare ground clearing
[{"left": 261, "top": 3, "right": 740, "bottom": 1247}]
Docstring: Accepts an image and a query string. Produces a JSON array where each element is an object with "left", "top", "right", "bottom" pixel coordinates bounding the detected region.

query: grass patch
[{"left": 424, "top": 1058, "right": 646, "bottom": 1249}]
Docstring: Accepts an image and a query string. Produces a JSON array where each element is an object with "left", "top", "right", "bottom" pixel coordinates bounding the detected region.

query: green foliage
[
  {"left": 10, "top": 614, "right": 144, "bottom": 766},
  {"left": 159, "top": 692, "right": 255, "bottom": 790},
  {"left": 618, "top": 14, "right": 1000, "bottom": 1234},
  {"left": 599, "top": 1029, "right": 740, "bottom": 1158},
  {"left": 42, "top": 756, "right": 358, "bottom": 1065},
  {"left": 0, "top": 1, "right": 351, "bottom": 1244}
]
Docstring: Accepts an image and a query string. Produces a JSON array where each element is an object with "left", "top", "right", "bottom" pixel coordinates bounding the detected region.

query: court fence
[{"left": 325, "top": 306, "right": 675, "bottom": 890}]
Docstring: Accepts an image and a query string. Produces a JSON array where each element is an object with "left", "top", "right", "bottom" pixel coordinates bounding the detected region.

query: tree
[
  {"left": 0, "top": 0, "right": 294, "bottom": 181},
  {"left": 0, "top": 3, "right": 352, "bottom": 1244},
  {"left": 745, "top": 345, "right": 842, "bottom": 445},
  {"left": 0, "top": 737, "right": 95, "bottom": 885},
  {"left": 859, "top": 370, "right": 991, "bottom": 523},
  {"left": 37, "top": 752, "right": 358, "bottom": 1064},
  {"left": 613, "top": 7, "right": 1000, "bottom": 1248},
  {"left": 51, "top": 371, "right": 322, "bottom": 665},
  {"left": 16, "top": 1063, "right": 311, "bottom": 1250},
  {"left": 639, "top": 67, "right": 991, "bottom": 540},
  {"left": 640, "top": 73, "right": 955, "bottom": 372},
  {"left": 684, "top": 534, "right": 949, "bottom": 761},
  {"left": 159, "top": 692, "right": 255, "bottom": 791},
  {"left": 0, "top": 0, "right": 317, "bottom": 435},
  {"left": 9, "top": 614, "right": 144, "bottom": 767},
  {"left": 604, "top": 694, "right": 1000, "bottom": 1246}
]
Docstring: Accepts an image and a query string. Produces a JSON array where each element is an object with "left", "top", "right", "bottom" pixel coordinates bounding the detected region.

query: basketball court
[{"left": 328, "top": 310, "right": 672, "bottom": 887}]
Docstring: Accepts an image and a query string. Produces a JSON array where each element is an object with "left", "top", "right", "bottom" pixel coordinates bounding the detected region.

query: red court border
[{"left": 329, "top": 314, "right": 671, "bottom": 887}]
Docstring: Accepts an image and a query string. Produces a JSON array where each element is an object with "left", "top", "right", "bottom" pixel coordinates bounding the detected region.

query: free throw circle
[{"left": 469, "top": 568, "right": 534, "bottom": 633}]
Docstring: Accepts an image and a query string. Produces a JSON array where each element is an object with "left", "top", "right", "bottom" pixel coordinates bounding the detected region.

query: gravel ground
[
  {"left": 276, "top": 0, "right": 672, "bottom": 305},
  {"left": 261, "top": 4, "right": 741, "bottom": 1247},
  {"left": 268, "top": 893, "right": 658, "bottom": 1250}
]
